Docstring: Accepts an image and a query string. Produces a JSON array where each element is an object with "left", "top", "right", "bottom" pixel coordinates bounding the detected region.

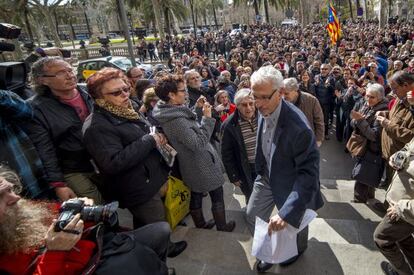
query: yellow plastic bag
[{"left": 164, "top": 176, "right": 190, "bottom": 229}]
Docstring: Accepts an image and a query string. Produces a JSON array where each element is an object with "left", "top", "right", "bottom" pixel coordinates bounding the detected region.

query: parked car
[
  {"left": 77, "top": 56, "right": 152, "bottom": 82},
  {"left": 281, "top": 18, "right": 299, "bottom": 27}
]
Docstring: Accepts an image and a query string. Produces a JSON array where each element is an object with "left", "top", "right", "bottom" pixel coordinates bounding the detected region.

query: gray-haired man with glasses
[
  {"left": 246, "top": 66, "right": 323, "bottom": 273},
  {"left": 24, "top": 57, "right": 103, "bottom": 204}
]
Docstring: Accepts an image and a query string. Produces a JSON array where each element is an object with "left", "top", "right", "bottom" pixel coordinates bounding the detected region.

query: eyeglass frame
[
  {"left": 41, "top": 68, "right": 75, "bottom": 78},
  {"left": 251, "top": 88, "right": 279, "bottom": 102}
]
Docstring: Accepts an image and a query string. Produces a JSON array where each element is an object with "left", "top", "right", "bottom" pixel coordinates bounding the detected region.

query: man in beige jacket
[
  {"left": 377, "top": 71, "right": 414, "bottom": 189},
  {"left": 374, "top": 137, "right": 414, "bottom": 275},
  {"left": 282, "top": 78, "right": 325, "bottom": 147}
]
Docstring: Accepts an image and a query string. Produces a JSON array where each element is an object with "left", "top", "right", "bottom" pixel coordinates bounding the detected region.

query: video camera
[
  {"left": 0, "top": 23, "right": 28, "bottom": 97},
  {"left": 55, "top": 198, "right": 119, "bottom": 232}
]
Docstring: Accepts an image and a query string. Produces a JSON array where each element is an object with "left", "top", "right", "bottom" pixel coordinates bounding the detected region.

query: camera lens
[{"left": 81, "top": 201, "right": 119, "bottom": 224}]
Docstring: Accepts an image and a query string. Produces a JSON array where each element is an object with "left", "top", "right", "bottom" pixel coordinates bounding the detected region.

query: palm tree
[
  {"left": 28, "top": 0, "right": 65, "bottom": 47},
  {"left": 162, "top": 0, "right": 188, "bottom": 35},
  {"left": 127, "top": 0, "right": 188, "bottom": 39},
  {"left": 211, "top": 0, "right": 224, "bottom": 29},
  {"left": 233, "top": 0, "right": 260, "bottom": 19}
]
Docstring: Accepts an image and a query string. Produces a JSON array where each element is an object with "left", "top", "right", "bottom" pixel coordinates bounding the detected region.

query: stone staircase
[{"left": 118, "top": 137, "right": 388, "bottom": 275}]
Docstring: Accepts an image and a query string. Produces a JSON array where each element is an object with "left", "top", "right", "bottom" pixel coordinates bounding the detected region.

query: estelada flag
[{"left": 326, "top": 3, "right": 342, "bottom": 45}]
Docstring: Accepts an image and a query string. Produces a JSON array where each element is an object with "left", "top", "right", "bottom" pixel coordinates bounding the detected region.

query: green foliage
[{"left": 127, "top": 0, "right": 189, "bottom": 23}]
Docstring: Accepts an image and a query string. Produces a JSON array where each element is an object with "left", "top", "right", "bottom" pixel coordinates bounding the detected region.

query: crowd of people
[{"left": 1, "top": 20, "right": 414, "bottom": 275}]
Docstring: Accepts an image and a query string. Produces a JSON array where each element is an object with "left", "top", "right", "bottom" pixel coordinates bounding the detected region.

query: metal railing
[{"left": 70, "top": 46, "right": 140, "bottom": 60}]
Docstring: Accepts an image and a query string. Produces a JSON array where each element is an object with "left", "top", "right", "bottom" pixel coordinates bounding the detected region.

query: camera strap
[{"left": 82, "top": 223, "right": 105, "bottom": 275}]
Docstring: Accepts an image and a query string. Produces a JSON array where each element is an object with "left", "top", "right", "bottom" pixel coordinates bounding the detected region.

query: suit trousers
[
  {"left": 129, "top": 193, "right": 166, "bottom": 229},
  {"left": 64, "top": 172, "right": 104, "bottom": 205},
  {"left": 374, "top": 215, "right": 414, "bottom": 275},
  {"left": 245, "top": 175, "right": 308, "bottom": 255}
]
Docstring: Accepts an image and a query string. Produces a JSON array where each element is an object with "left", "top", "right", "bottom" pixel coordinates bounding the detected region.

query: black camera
[{"left": 55, "top": 199, "right": 119, "bottom": 232}]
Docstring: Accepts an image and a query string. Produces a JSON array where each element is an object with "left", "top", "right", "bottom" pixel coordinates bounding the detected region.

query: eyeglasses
[
  {"left": 177, "top": 88, "right": 186, "bottom": 93},
  {"left": 252, "top": 89, "right": 279, "bottom": 102},
  {"left": 41, "top": 69, "right": 74, "bottom": 78},
  {"left": 365, "top": 94, "right": 376, "bottom": 99},
  {"left": 239, "top": 101, "right": 255, "bottom": 108},
  {"left": 104, "top": 87, "right": 130, "bottom": 97}
]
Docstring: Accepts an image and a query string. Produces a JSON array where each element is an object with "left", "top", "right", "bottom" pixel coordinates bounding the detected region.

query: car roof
[{"left": 79, "top": 56, "right": 126, "bottom": 64}]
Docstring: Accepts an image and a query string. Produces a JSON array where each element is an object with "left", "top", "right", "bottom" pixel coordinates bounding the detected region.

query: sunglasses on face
[{"left": 104, "top": 87, "right": 130, "bottom": 97}]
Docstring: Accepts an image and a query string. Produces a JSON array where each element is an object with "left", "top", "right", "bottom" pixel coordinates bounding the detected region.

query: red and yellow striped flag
[{"left": 326, "top": 3, "right": 342, "bottom": 45}]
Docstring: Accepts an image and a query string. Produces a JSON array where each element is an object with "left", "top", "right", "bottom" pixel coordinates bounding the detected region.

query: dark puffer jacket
[
  {"left": 82, "top": 104, "right": 169, "bottom": 208},
  {"left": 24, "top": 86, "right": 94, "bottom": 184}
]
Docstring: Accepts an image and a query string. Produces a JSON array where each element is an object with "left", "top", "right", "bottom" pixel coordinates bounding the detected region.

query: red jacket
[
  {"left": 0, "top": 240, "right": 96, "bottom": 275},
  {"left": 0, "top": 202, "right": 96, "bottom": 275}
]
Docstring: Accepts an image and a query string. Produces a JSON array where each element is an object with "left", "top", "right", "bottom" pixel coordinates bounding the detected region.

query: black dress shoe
[
  {"left": 350, "top": 199, "right": 367, "bottom": 204},
  {"left": 256, "top": 260, "right": 273, "bottom": 273},
  {"left": 279, "top": 255, "right": 300, "bottom": 267},
  {"left": 167, "top": 241, "right": 187, "bottom": 258},
  {"left": 380, "top": 261, "right": 399, "bottom": 275}
]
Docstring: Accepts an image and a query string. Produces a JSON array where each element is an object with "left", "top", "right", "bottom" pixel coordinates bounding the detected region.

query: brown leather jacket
[{"left": 381, "top": 99, "right": 414, "bottom": 160}]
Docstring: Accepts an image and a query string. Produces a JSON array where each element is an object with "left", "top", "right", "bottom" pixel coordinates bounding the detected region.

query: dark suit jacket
[{"left": 255, "top": 100, "right": 324, "bottom": 228}]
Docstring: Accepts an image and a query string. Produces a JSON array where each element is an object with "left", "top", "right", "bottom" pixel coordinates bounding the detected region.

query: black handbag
[{"left": 351, "top": 150, "right": 385, "bottom": 187}]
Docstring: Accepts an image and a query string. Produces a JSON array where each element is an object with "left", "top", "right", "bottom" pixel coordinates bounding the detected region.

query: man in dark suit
[{"left": 246, "top": 66, "right": 324, "bottom": 273}]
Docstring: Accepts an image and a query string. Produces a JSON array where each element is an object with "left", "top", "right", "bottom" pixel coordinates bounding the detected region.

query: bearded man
[{"left": 0, "top": 167, "right": 175, "bottom": 275}]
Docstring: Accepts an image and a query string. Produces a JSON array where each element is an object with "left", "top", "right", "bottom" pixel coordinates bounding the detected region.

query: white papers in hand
[{"left": 251, "top": 209, "right": 317, "bottom": 264}]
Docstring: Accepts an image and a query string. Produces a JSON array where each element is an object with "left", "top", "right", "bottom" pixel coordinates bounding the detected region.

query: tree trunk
[
  {"left": 189, "top": 0, "right": 197, "bottom": 36},
  {"left": 299, "top": 0, "right": 305, "bottom": 25},
  {"left": 264, "top": 0, "right": 270, "bottom": 23},
  {"left": 253, "top": 0, "right": 260, "bottom": 17},
  {"left": 203, "top": 12, "right": 207, "bottom": 28},
  {"left": 379, "top": 0, "right": 387, "bottom": 28},
  {"left": 364, "top": 0, "right": 368, "bottom": 20},
  {"left": 212, "top": 0, "right": 218, "bottom": 29},
  {"left": 348, "top": 0, "right": 354, "bottom": 20},
  {"left": 387, "top": 0, "right": 392, "bottom": 19},
  {"left": 83, "top": 11, "right": 92, "bottom": 38},
  {"left": 69, "top": 18, "right": 76, "bottom": 49},
  {"left": 164, "top": 8, "right": 171, "bottom": 36},
  {"left": 43, "top": 7, "right": 63, "bottom": 47},
  {"left": 24, "top": 7, "right": 34, "bottom": 42},
  {"left": 152, "top": 0, "right": 165, "bottom": 40},
  {"left": 53, "top": 10, "right": 60, "bottom": 39}
]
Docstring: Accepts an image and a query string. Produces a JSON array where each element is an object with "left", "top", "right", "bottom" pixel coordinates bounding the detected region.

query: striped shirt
[{"left": 239, "top": 115, "right": 258, "bottom": 163}]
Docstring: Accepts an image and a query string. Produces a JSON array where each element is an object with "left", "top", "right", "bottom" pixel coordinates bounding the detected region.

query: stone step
[
  {"left": 222, "top": 179, "right": 387, "bottom": 211},
  {"left": 180, "top": 209, "right": 380, "bottom": 249},
  {"left": 169, "top": 226, "right": 386, "bottom": 275}
]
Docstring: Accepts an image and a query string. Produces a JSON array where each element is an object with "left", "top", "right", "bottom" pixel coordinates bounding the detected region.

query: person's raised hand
[
  {"left": 55, "top": 187, "right": 76, "bottom": 201},
  {"left": 196, "top": 96, "right": 207, "bottom": 108},
  {"left": 202, "top": 102, "right": 212, "bottom": 118},
  {"left": 46, "top": 214, "right": 84, "bottom": 251},
  {"left": 350, "top": 110, "right": 364, "bottom": 121},
  {"left": 157, "top": 133, "right": 168, "bottom": 146}
]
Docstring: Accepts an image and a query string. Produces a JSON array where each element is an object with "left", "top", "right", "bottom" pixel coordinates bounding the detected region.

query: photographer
[{"left": 0, "top": 167, "right": 174, "bottom": 275}]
